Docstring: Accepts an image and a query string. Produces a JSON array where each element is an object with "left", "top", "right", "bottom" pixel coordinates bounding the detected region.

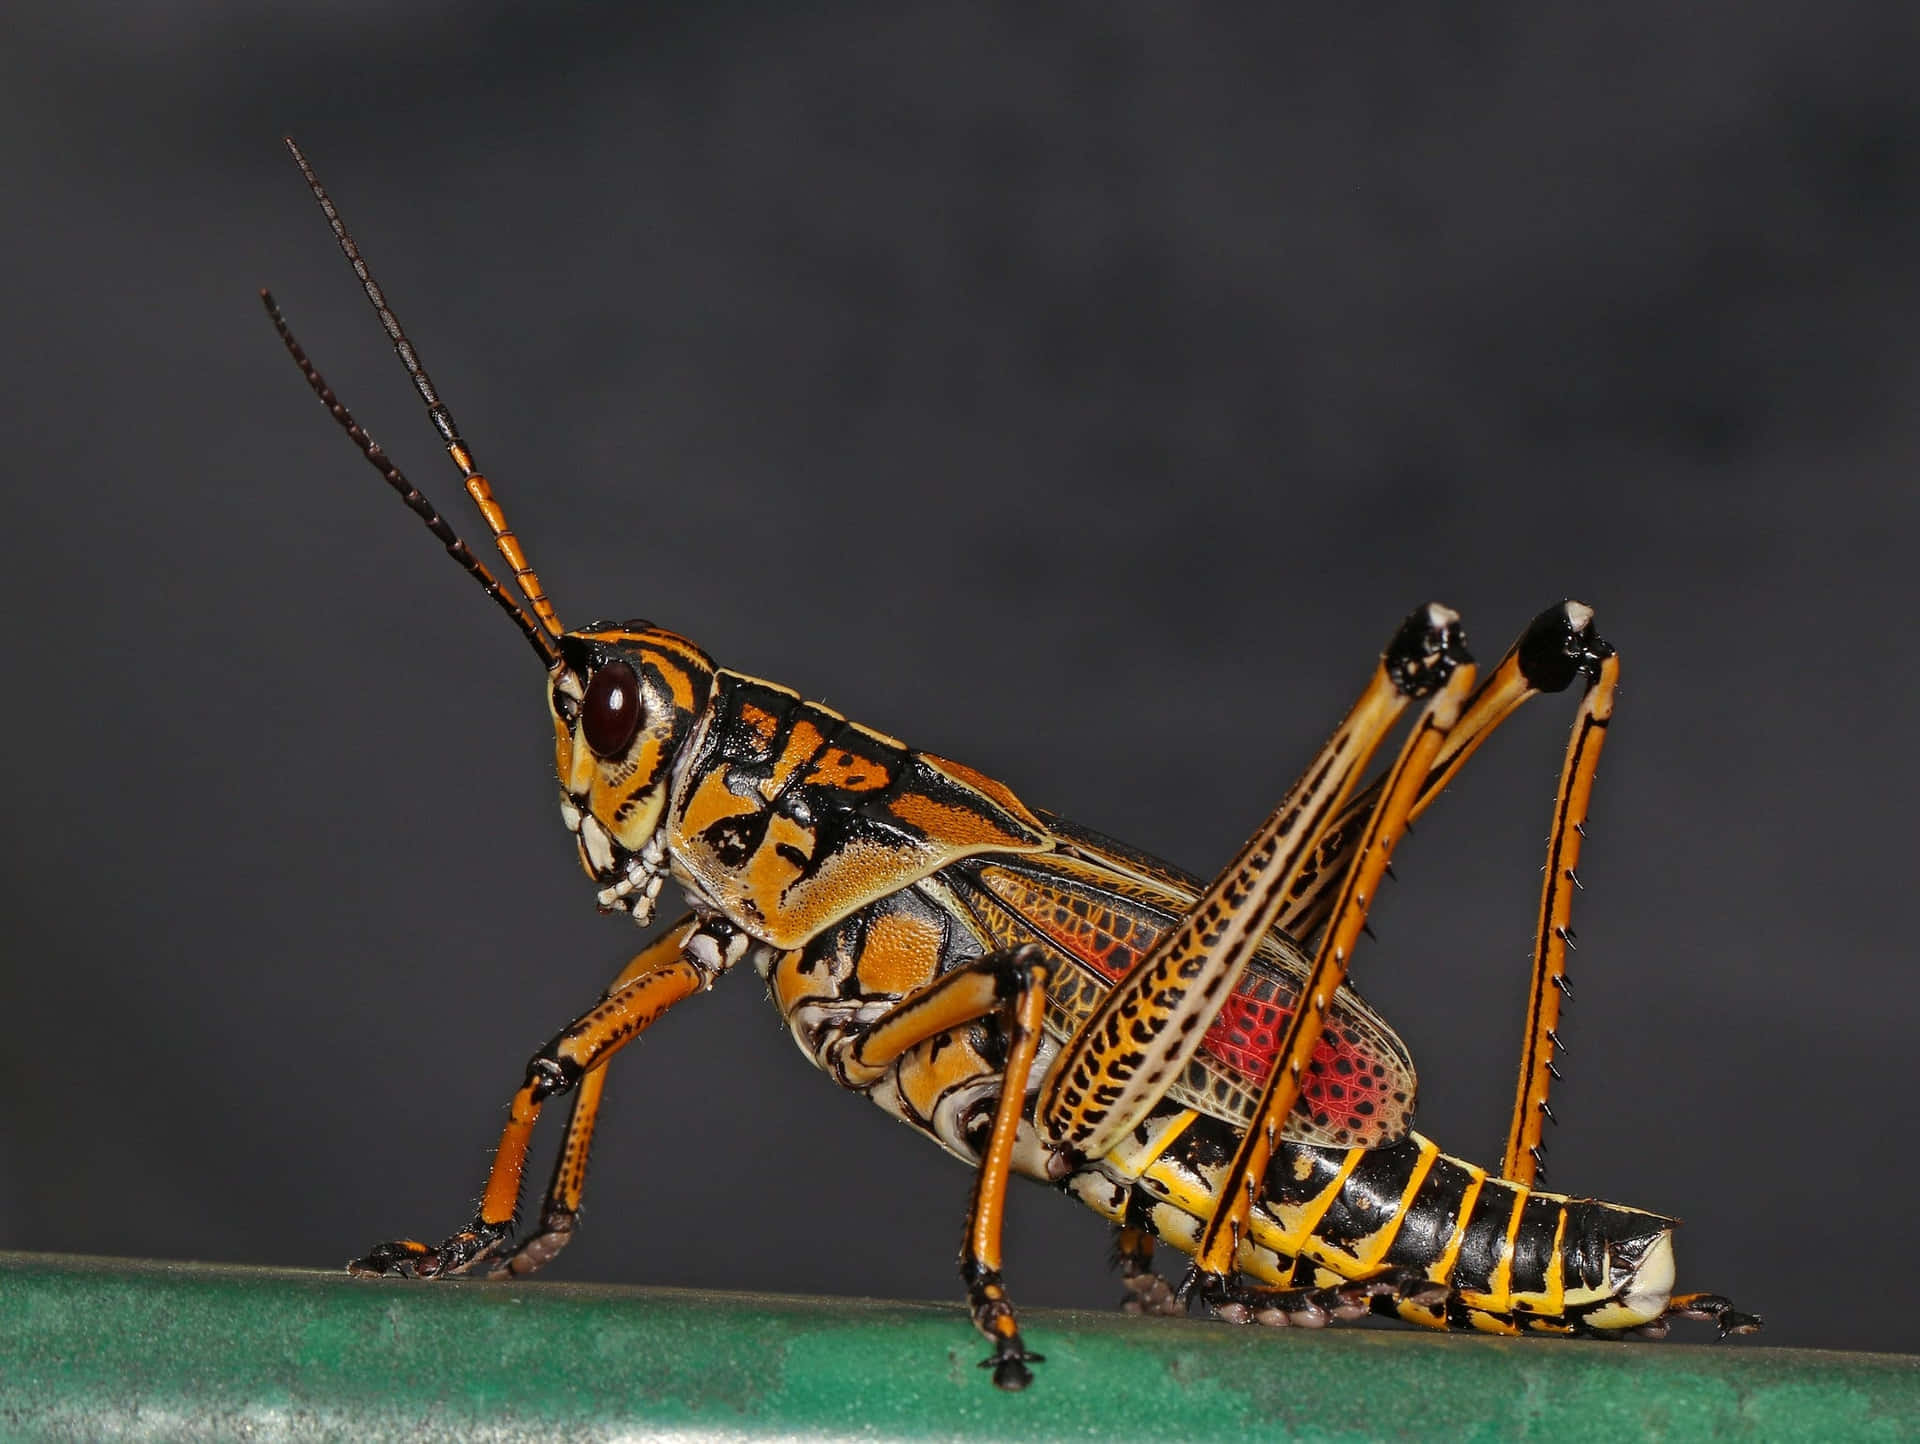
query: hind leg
[
  {"left": 1616, "top": 1293, "right": 1765, "bottom": 1341},
  {"left": 1271, "top": 601, "right": 1617, "bottom": 1185}
]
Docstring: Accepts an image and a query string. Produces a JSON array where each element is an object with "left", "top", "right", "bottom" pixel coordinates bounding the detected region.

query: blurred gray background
[{"left": 3, "top": 3, "right": 1916, "bottom": 1355}]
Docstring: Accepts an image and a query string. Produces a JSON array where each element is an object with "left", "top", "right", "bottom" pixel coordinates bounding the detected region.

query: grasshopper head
[
  {"left": 266, "top": 148, "right": 715, "bottom": 927},
  {"left": 550, "top": 622, "right": 715, "bottom": 925}
]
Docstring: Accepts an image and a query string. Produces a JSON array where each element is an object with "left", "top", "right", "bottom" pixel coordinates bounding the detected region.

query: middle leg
[{"left": 829, "top": 943, "right": 1054, "bottom": 1391}]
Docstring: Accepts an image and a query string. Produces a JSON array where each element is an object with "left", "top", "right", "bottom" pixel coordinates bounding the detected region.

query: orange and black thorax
[
  {"left": 559, "top": 627, "right": 1419, "bottom": 1153},
  {"left": 664, "top": 668, "right": 1051, "bottom": 948}
]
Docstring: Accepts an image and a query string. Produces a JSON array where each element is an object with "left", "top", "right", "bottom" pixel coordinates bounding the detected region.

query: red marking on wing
[
  {"left": 987, "top": 866, "right": 1414, "bottom": 1147},
  {"left": 1205, "top": 974, "right": 1409, "bottom": 1147}
]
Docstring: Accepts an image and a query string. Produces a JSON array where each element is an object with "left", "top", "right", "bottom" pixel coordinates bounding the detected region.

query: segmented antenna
[
  {"left": 283, "top": 137, "right": 565, "bottom": 641},
  {"left": 262, "top": 289, "right": 561, "bottom": 668}
]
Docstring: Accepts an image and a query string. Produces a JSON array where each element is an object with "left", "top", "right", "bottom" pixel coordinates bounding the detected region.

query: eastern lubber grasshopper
[{"left": 265, "top": 140, "right": 1760, "bottom": 1389}]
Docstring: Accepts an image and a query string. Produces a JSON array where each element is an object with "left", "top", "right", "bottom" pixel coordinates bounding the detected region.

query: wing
[{"left": 948, "top": 817, "right": 1417, "bottom": 1149}]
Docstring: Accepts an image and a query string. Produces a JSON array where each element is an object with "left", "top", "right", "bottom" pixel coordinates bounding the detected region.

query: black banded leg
[
  {"left": 832, "top": 944, "right": 1052, "bottom": 1390},
  {"left": 1501, "top": 643, "right": 1615, "bottom": 1186},
  {"left": 350, "top": 917, "right": 707, "bottom": 1280}
]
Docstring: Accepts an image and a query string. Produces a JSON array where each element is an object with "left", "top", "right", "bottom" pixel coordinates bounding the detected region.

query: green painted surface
[{"left": 0, "top": 1252, "right": 1914, "bottom": 1441}]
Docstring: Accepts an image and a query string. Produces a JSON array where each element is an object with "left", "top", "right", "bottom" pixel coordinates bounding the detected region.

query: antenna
[
  {"left": 262, "top": 288, "right": 561, "bottom": 668},
  {"left": 283, "top": 137, "right": 564, "bottom": 640}
]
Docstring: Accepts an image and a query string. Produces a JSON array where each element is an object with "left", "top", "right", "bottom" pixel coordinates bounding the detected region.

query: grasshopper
[{"left": 266, "top": 140, "right": 1758, "bottom": 1389}]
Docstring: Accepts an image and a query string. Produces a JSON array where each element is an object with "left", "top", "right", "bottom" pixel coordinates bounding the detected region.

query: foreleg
[{"left": 348, "top": 915, "right": 743, "bottom": 1279}]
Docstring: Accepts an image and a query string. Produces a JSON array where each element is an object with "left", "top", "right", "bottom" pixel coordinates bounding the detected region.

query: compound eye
[{"left": 581, "top": 659, "right": 643, "bottom": 759}]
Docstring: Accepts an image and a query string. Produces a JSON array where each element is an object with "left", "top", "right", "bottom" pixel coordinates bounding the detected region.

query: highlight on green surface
[{"left": 2, "top": 1252, "right": 1916, "bottom": 1441}]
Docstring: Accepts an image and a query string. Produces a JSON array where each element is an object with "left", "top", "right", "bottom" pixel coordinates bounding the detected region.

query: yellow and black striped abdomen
[{"left": 1076, "top": 1110, "right": 1677, "bottom": 1335}]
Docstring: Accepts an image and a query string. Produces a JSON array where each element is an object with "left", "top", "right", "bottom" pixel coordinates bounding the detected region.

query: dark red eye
[{"left": 581, "top": 659, "right": 643, "bottom": 759}]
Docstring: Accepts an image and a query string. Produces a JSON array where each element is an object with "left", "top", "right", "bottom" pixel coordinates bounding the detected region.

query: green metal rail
[{"left": 2, "top": 1252, "right": 1915, "bottom": 1441}]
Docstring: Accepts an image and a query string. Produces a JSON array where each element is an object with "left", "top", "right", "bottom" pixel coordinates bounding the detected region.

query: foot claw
[
  {"left": 1718, "top": 1310, "right": 1764, "bottom": 1338},
  {"left": 348, "top": 1239, "right": 440, "bottom": 1278},
  {"left": 1117, "top": 1270, "right": 1182, "bottom": 1318},
  {"left": 980, "top": 1345, "right": 1045, "bottom": 1392},
  {"left": 1662, "top": 1293, "right": 1763, "bottom": 1339},
  {"left": 348, "top": 1226, "right": 511, "bottom": 1280},
  {"left": 485, "top": 1210, "right": 578, "bottom": 1279}
]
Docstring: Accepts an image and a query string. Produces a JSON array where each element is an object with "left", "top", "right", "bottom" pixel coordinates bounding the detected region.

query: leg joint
[
  {"left": 1386, "top": 603, "right": 1472, "bottom": 698},
  {"left": 992, "top": 942, "right": 1050, "bottom": 1001},
  {"left": 523, "top": 1050, "right": 578, "bottom": 1104},
  {"left": 959, "top": 1256, "right": 1001, "bottom": 1291},
  {"left": 1516, "top": 601, "right": 1613, "bottom": 693}
]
